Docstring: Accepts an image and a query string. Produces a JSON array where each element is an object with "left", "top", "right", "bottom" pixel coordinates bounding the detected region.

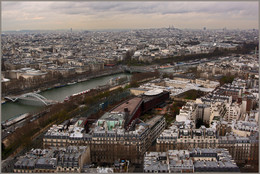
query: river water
[
  {"left": 1, "top": 73, "right": 132, "bottom": 121},
  {"left": 1, "top": 63, "right": 210, "bottom": 122}
]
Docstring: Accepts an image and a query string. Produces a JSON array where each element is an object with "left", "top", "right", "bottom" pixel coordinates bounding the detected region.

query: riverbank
[
  {"left": 42, "top": 68, "right": 125, "bottom": 93},
  {"left": 1, "top": 82, "right": 133, "bottom": 161},
  {"left": 2, "top": 66, "right": 125, "bottom": 98},
  {"left": 2, "top": 72, "right": 131, "bottom": 122},
  {"left": 1, "top": 71, "right": 160, "bottom": 163}
]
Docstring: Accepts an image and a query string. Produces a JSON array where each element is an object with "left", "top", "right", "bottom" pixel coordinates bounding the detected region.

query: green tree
[
  {"left": 219, "top": 75, "right": 235, "bottom": 86},
  {"left": 129, "top": 80, "right": 139, "bottom": 88}
]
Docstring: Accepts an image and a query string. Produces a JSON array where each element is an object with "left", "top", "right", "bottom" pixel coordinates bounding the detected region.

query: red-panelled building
[
  {"left": 110, "top": 97, "right": 143, "bottom": 127},
  {"left": 142, "top": 91, "right": 170, "bottom": 113}
]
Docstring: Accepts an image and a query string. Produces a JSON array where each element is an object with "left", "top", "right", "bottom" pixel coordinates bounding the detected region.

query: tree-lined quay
[{"left": 1, "top": 72, "right": 157, "bottom": 161}]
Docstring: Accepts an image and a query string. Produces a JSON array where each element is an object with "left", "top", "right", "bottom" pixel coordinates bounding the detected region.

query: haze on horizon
[{"left": 2, "top": 1, "right": 259, "bottom": 31}]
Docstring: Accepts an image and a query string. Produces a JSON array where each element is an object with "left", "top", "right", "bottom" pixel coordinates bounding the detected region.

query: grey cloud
[
  {"left": 3, "top": 1, "right": 257, "bottom": 17},
  {"left": 46, "top": 1, "right": 257, "bottom": 16},
  {"left": 2, "top": 2, "right": 23, "bottom": 9},
  {"left": 2, "top": 1, "right": 258, "bottom": 31}
]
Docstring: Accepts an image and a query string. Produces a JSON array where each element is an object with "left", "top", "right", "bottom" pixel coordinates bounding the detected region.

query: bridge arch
[
  {"left": 4, "top": 96, "right": 18, "bottom": 102},
  {"left": 31, "top": 93, "right": 47, "bottom": 100},
  {"left": 21, "top": 93, "right": 48, "bottom": 106}
]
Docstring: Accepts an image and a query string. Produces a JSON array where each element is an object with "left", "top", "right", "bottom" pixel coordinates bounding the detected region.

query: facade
[
  {"left": 141, "top": 90, "right": 170, "bottom": 113},
  {"left": 176, "top": 102, "right": 197, "bottom": 122},
  {"left": 90, "top": 114, "right": 166, "bottom": 164},
  {"left": 217, "top": 134, "right": 259, "bottom": 167},
  {"left": 231, "top": 120, "right": 258, "bottom": 137},
  {"left": 43, "top": 118, "right": 88, "bottom": 148},
  {"left": 195, "top": 78, "right": 220, "bottom": 88},
  {"left": 130, "top": 88, "right": 148, "bottom": 96},
  {"left": 195, "top": 103, "right": 211, "bottom": 124},
  {"left": 156, "top": 121, "right": 258, "bottom": 169},
  {"left": 215, "top": 84, "right": 244, "bottom": 101},
  {"left": 223, "top": 102, "right": 240, "bottom": 123},
  {"left": 7, "top": 68, "right": 47, "bottom": 79},
  {"left": 43, "top": 114, "right": 166, "bottom": 165},
  {"left": 56, "top": 146, "right": 91, "bottom": 173},
  {"left": 43, "top": 91, "right": 169, "bottom": 165},
  {"left": 157, "top": 121, "right": 218, "bottom": 151},
  {"left": 201, "top": 93, "right": 232, "bottom": 104}
]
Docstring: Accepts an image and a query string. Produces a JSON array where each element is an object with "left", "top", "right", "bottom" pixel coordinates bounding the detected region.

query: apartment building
[
  {"left": 14, "top": 146, "right": 90, "bottom": 173},
  {"left": 144, "top": 148, "right": 239, "bottom": 173},
  {"left": 90, "top": 113, "right": 166, "bottom": 164}
]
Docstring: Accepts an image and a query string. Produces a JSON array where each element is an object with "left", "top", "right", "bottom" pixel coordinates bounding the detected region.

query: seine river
[
  {"left": 1, "top": 73, "right": 132, "bottom": 121},
  {"left": 1, "top": 63, "right": 208, "bottom": 122}
]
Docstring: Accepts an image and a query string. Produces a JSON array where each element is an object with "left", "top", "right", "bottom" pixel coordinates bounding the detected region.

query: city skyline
[
  {"left": 2, "top": 1, "right": 259, "bottom": 31},
  {"left": 1, "top": 2, "right": 259, "bottom": 171}
]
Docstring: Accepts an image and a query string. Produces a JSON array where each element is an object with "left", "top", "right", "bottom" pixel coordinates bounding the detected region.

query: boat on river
[{"left": 1, "top": 113, "right": 30, "bottom": 128}]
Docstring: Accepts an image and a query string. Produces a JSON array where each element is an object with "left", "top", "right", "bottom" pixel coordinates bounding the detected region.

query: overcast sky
[{"left": 2, "top": 1, "right": 259, "bottom": 31}]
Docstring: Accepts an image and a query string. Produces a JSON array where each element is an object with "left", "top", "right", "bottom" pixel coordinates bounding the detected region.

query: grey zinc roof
[
  {"left": 27, "top": 158, "right": 37, "bottom": 167},
  {"left": 36, "top": 157, "right": 57, "bottom": 166}
]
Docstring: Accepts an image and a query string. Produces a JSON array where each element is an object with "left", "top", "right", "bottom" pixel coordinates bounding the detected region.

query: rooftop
[
  {"left": 146, "top": 115, "right": 163, "bottom": 128},
  {"left": 111, "top": 97, "right": 143, "bottom": 116},
  {"left": 144, "top": 89, "right": 164, "bottom": 96},
  {"left": 144, "top": 148, "right": 239, "bottom": 172},
  {"left": 14, "top": 146, "right": 88, "bottom": 170}
]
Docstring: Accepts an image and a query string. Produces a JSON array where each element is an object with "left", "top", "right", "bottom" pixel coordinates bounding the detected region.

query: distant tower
[
  {"left": 52, "top": 46, "right": 57, "bottom": 53},
  {"left": 203, "top": 27, "right": 206, "bottom": 31},
  {"left": 70, "top": 28, "right": 72, "bottom": 33},
  {"left": 169, "top": 25, "right": 174, "bottom": 30},
  {"left": 12, "top": 45, "right": 16, "bottom": 54}
]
